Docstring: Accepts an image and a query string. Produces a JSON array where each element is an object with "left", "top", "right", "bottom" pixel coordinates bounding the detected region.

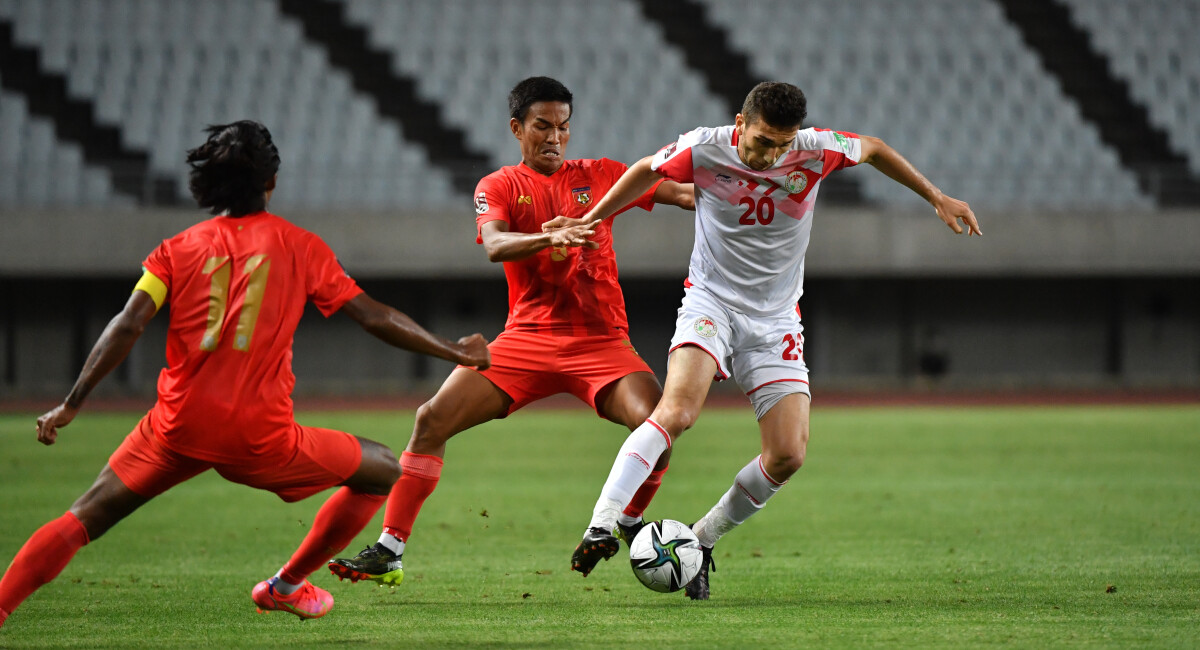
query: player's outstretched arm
[
  {"left": 480, "top": 220, "right": 598, "bottom": 263},
  {"left": 340, "top": 293, "right": 491, "bottom": 370},
  {"left": 653, "top": 181, "right": 695, "bottom": 211},
  {"left": 859, "top": 135, "right": 982, "bottom": 236},
  {"left": 543, "top": 156, "right": 663, "bottom": 232},
  {"left": 36, "top": 290, "right": 159, "bottom": 445}
]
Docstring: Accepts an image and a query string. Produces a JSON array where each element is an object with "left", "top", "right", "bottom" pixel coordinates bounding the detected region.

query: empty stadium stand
[
  {"left": 1, "top": 0, "right": 1198, "bottom": 397},
  {"left": 696, "top": 0, "right": 1159, "bottom": 209},
  {"left": 0, "top": 0, "right": 1194, "bottom": 211},
  {"left": 1060, "top": 0, "right": 1200, "bottom": 184}
]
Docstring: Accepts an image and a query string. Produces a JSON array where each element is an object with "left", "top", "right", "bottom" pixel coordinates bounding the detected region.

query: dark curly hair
[
  {"left": 741, "top": 82, "right": 807, "bottom": 129},
  {"left": 508, "top": 76, "right": 573, "bottom": 123},
  {"left": 186, "top": 120, "right": 281, "bottom": 217}
]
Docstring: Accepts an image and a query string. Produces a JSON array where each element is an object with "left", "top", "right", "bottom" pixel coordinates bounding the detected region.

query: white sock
[
  {"left": 271, "top": 571, "right": 302, "bottom": 595},
  {"left": 692, "top": 503, "right": 735, "bottom": 548},
  {"left": 586, "top": 419, "right": 671, "bottom": 532},
  {"left": 617, "top": 512, "right": 642, "bottom": 527},
  {"left": 693, "top": 456, "right": 786, "bottom": 547},
  {"left": 377, "top": 532, "right": 405, "bottom": 556}
]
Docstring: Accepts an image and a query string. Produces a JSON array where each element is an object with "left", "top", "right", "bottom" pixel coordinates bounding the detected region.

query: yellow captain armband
[{"left": 133, "top": 268, "right": 168, "bottom": 311}]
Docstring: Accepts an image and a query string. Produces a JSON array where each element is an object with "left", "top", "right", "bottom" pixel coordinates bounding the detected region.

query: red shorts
[
  {"left": 472, "top": 330, "right": 655, "bottom": 418},
  {"left": 109, "top": 415, "right": 362, "bottom": 503}
]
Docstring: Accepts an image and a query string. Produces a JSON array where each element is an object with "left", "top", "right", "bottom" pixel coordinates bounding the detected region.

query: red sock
[
  {"left": 0, "top": 512, "right": 90, "bottom": 625},
  {"left": 278, "top": 488, "right": 386, "bottom": 585},
  {"left": 381, "top": 452, "right": 443, "bottom": 542},
  {"left": 623, "top": 466, "right": 668, "bottom": 520}
]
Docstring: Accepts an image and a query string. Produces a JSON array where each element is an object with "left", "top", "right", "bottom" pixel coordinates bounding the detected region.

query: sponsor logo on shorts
[
  {"left": 694, "top": 317, "right": 718, "bottom": 338},
  {"left": 474, "top": 192, "right": 489, "bottom": 214},
  {"left": 783, "top": 170, "right": 808, "bottom": 194}
]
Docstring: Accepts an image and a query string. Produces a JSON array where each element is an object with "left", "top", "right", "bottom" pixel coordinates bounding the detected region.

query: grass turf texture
[{"left": 0, "top": 406, "right": 1197, "bottom": 648}]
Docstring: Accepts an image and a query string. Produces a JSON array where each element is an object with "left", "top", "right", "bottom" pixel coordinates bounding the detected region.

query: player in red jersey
[
  {"left": 328, "top": 77, "right": 694, "bottom": 585},
  {"left": 0, "top": 121, "right": 490, "bottom": 628}
]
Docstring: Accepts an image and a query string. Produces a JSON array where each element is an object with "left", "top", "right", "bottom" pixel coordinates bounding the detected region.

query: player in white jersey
[{"left": 554, "top": 82, "right": 981, "bottom": 598}]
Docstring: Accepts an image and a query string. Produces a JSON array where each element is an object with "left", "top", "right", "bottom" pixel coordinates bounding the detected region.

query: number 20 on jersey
[{"left": 739, "top": 196, "right": 775, "bottom": 225}]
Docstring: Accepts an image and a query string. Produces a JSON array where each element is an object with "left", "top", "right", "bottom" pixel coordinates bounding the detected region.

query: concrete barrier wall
[{"left": 4, "top": 207, "right": 1199, "bottom": 277}]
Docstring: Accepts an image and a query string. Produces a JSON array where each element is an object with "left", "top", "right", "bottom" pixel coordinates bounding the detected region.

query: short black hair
[
  {"left": 186, "top": 120, "right": 281, "bottom": 217},
  {"left": 509, "top": 76, "right": 573, "bottom": 123},
  {"left": 741, "top": 82, "right": 807, "bottom": 129}
]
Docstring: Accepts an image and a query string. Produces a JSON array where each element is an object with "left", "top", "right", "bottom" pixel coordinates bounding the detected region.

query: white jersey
[{"left": 651, "top": 125, "right": 862, "bottom": 317}]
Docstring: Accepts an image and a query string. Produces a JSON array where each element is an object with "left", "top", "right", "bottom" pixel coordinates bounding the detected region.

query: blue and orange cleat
[{"left": 251, "top": 577, "right": 333, "bottom": 620}]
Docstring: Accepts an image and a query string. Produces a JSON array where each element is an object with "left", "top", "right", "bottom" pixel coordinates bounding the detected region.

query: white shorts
[{"left": 669, "top": 286, "right": 810, "bottom": 419}]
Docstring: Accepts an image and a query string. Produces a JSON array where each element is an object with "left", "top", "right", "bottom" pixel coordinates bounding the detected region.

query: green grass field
[{"left": 1, "top": 405, "right": 1197, "bottom": 648}]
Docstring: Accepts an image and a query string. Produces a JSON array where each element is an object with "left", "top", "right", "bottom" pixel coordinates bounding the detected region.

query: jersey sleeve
[
  {"left": 810, "top": 128, "right": 863, "bottom": 175},
  {"left": 473, "top": 173, "right": 511, "bottom": 244},
  {"left": 133, "top": 269, "right": 168, "bottom": 310},
  {"left": 141, "top": 240, "right": 174, "bottom": 302},
  {"left": 650, "top": 127, "right": 712, "bottom": 184},
  {"left": 304, "top": 233, "right": 363, "bottom": 317}
]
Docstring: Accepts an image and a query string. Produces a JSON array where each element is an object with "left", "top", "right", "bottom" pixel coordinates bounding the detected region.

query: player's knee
[
  {"left": 378, "top": 448, "right": 401, "bottom": 486},
  {"left": 412, "top": 401, "right": 452, "bottom": 446},
  {"left": 653, "top": 403, "right": 700, "bottom": 435},
  {"left": 357, "top": 439, "right": 400, "bottom": 493},
  {"left": 765, "top": 449, "right": 805, "bottom": 480}
]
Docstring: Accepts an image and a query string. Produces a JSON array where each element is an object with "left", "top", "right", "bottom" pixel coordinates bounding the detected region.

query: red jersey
[
  {"left": 141, "top": 211, "right": 362, "bottom": 462},
  {"left": 474, "top": 159, "right": 659, "bottom": 337}
]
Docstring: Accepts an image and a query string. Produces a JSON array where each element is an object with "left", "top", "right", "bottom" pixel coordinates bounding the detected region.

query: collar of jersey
[
  {"left": 516, "top": 160, "right": 567, "bottom": 182},
  {"left": 217, "top": 210, "right": 270, "bottom": 220}
]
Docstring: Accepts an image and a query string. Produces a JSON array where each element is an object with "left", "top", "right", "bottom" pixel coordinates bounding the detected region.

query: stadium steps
[
  {"left": 276, "top": 0, "right": 492, "bottom": 196},
  {"left": 633, "top": 0, "right": 864, "bottom": 205},
  {"left": 0, "top": 20, "right": 178, "bottom": 206},
  {"left": 994, "top": 0, "right": 1200, "bottom": 206}
]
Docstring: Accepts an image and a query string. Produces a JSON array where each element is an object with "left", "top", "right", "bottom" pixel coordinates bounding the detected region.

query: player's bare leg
[
  {"left": 0, "top": 465, "right": 148, "bottom": 627},
  {"left": 688, "top": 393, "right": 810, "bottom": 599},
  {"left": 329, "top": 368, "right": 511, "bottom": 585},
  {"left": 406, "top": 368, "right": 513, "bottom": 457},
  {"left": 573, "top": 347, "right": 716, "bottom": 576},
  {"left": 597, "top": 371, "right": 672, "bottom": 543}
]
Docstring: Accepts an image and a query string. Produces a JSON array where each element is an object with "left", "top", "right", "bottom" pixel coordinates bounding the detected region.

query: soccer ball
[{"left": 628, "top": 519, "right": 703, "bottom": 593}]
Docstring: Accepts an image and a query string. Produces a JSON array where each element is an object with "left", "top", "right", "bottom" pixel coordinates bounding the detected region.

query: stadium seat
[
  {"left": 0, "top": 0, "right": 1191, "bottom": 209},
  {"left": 1060, "top": 0, "right": 1200, "bottom": 176}
]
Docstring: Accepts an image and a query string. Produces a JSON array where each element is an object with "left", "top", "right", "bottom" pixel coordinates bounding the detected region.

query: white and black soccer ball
[{"left": 628, "top": 519, "right": 703, "bottom": 593}]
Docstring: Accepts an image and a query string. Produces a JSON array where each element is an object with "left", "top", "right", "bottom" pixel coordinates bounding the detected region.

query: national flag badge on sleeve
[{"left": 572, "top": 186, "right": 592, "bottom": 206}]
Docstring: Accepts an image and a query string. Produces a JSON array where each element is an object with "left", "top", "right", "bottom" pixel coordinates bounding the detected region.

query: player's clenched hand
[
  {"left": 933, "top": 194, "right": 981, "bottom": 236},
  {"left": 455, "top": 333, "right": 492, "bottom": 370},
  {"left": 541, "top": 215, "right": 591, "bottom": 232},
  {"left": 36, "top": 402, "right": 79, "bottom": 446},
  {"left": 548, "top": 224, "right": 600, "bottom": 250}
]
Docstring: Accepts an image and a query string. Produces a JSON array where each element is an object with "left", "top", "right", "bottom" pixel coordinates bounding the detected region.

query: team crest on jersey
[
  {"left": 517, "top": 194, "right": 532, "bottom": 205},
  {"left": 783, "top": 170, "right": 808, "bottom": 194},
  {"left": 694, "top": 317, "right": 718, "bottom": 338},
  {"left": 572, "top": 186, "right": 592, "bottom": 206},
  {"left": 474, "top": 192, "right": 489, "bottom": 214}
]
